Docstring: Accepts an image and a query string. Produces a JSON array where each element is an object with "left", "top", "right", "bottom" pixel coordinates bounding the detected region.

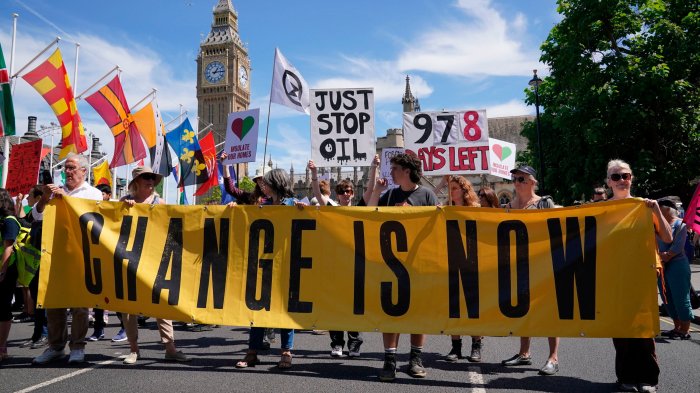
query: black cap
[
  {"left": 657, "top": 197, "right": 678, "bottom": 210},
  {"left": 510, "top": 165, "right": 537, "bottom": 178}
]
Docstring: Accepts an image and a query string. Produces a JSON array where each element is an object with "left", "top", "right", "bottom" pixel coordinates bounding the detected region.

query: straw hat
[{"left": 128, "top": 166, "right": 163, "bottom": 191}]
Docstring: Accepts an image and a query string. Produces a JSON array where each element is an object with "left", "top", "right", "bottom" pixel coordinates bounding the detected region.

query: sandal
[
  {"left": 277, "top": 351, "right": 292, "bottom": 369},
  {"left": 235, "top": 352, "right": 259, "bottom": 368}
]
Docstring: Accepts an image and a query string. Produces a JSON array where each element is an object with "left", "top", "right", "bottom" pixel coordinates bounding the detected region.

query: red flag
[
  {"left": 85, "top": 75, "right": 147, "bottom": 168},
  {"left": 194, "top": 132, "right": 219, "bottom": 196},
  {"left": 22, "top": 49, "right": 87, "bottom": 158},
  {"left": 684, "top": 183, "right": 700, "bottom": 233}
]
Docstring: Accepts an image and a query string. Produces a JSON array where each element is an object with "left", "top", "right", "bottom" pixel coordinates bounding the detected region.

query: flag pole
[
  {"left": 72, "top": 43, "right": 80, "bottom": 95},
  {"left": 9, "top": 13, "right": 18, "bottom": 91},
  {"left": 198, "top": 123, "right": 214, "bottom": 137},
  {"left": 262, "top": 50, "right": 277, "bottom": 177},
  {"left": 131, "top": 88, "right": 157, "bottom": 111},
  {"left": 75, "top": 65, "right": 120, "bottom": 99},
  {"left": 11, "top": 37, "right": 60, "bottom": 80},
  {"left": 165, "top": 111, "right": 188, "bottom": 128}
]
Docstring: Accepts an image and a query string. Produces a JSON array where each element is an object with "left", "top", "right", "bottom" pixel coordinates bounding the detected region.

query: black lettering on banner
[
  {"left": 497, "top": 220, "right": 530, "bottom": 318},
  {"left": 353, "top": 221, "right": 366, "bottom": 315},
  {"left": 152, "top": 218, "right": 183, "bottom": 305},
  {"left": 317, "top": 113, "right": 332, "bottom": 134},
  {"left": 288, "top": 219, "right": 316, "bottom": 313},
  {"left": 79, "top": 213, "right": 104, "bottom": 295},
  {"left": 547, "top": 217, "right": 597, "bottom": 320},
  {"left": 114, "top": 215, "right": 148, "bottom": 301},
  {"left": 246, "top": 219, "right": 274, "bottom": 311},
  {"left": 413, "top": 113, "right": 432, "bottom": 143},
  {"left": 342, "top": 90, "right": 357, "bottom": 110},
  {"left": 320, "top": 139, "right": 336, "bottom": 161},
  {"left": 356, "top": 89, "right": 372, "bottom": 109},
  {"left": 314, "top": 91, "right": 327, "bottom": 111},
  {"left": 446, "top": 220, "right": 480, "bottom": 318},
  {"left": 379, "top": 221, "right": 410, "bottom": 316},
  {"left": 197, "top": 218, "right": 229, "bottom": 309}
]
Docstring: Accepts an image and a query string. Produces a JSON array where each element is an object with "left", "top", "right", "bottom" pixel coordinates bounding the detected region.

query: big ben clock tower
[{"left": 197, "top": 0, "right": 250, "bottom": 179}]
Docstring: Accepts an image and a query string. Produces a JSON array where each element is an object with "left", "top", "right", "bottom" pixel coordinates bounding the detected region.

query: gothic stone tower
[{"left": 197, "top": 0, "right": 250, "bottom": 179}]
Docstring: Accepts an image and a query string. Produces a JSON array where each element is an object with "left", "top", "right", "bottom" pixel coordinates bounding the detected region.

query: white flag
[{"left": 270, "top": 48, "right": 310, "bottom": 114}]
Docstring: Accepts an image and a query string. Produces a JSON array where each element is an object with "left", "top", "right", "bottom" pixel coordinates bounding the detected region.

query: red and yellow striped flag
[
  {"left": 85, "top": 75, "right": 146, "bottom": 168},
  {"left": 22, "top": 48, "right": 87, "bottom": 158},
  {"left": 92, "top": 159, "right": 112, "bottom": 188}
]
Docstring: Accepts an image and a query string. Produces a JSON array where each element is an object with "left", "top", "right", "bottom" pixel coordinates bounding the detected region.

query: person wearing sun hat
[
  {"left": 118, "top": 166, "right": 189, "bottom": 364},
  {"left": 656, "top": 196, "right": 693, "bottom": 341}
]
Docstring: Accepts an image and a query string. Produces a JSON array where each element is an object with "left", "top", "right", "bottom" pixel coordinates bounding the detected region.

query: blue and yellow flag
[{"left": 165, "top": 118, "right": 209, "bottom": 187}]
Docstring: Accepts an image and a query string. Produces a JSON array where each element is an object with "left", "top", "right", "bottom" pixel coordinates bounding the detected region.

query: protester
[
  {"left": 235, "top": 168, "right": 301, "bottom": 370},
  {"left": 32, "top": 153, "right": 103, "bottom": 365},
  {"left": 592, "top": 187, "right": 607, "bottom": 202},
  {"left": 308, "top": 160, "right": 363, "bottom": 357},
  {"left": 500, "top": 165, "right": 561, "bottom": 376},
  {"left": 656, "top": 197, "right": 693, "bottom": 340},
  {"left": 477, "top": 186, "right": 500, "bottom": 209},
  {"left": 220, "top": 152, "right": 267, "bottom": 205},
  {"left": 118, "top": 166, "right": 189, "bottom": 365},
  {"left": 0, "top": 189, "right": 20, "bottom": 363},
  {"left": 605, "top": 159, "right": 672, "bottom": 393},
  {"left": 368, "top": 153, "right": 438, "bottom": 381}
]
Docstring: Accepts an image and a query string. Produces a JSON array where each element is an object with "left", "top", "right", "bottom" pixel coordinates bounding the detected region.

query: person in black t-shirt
[
  {"left": 0, "top": 189, "right": 20, "bottom": 363},
  {"left": 368, "top": 153, "right": 437, "bottom": 382}
]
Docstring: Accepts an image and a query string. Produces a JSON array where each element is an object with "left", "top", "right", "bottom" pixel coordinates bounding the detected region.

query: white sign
[
  {"left": 224, "top": 108, "right": 260, "bottom": 164},
  {"left": 488, "top": 137, "right": 517, "bottom": 179},
  {"left": 403, "top": 109, "right": 490, "bottom": 175},
  {"left": 310, "top": 88, "right": 375, "bottom": 167},
  {"left": 380, "top": 147, "right": 404, "bottom": 189}
]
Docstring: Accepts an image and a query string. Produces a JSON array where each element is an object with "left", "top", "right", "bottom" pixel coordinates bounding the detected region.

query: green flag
[{"left": 0, "top": 43, "right": 15, "bottom": 137}]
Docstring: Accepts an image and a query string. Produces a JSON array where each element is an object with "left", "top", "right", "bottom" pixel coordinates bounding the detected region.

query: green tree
[
  {"left": 238, "top": 176, "right": 255, "bottom": 192},
  {"left": 521, "top": 0, "right": 700, "bottom": 204}
]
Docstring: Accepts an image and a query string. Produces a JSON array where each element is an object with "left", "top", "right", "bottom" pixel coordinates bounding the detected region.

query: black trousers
[
  {"left": 612, "top": 338, "right": 659, "bottom": 386},
  {"left": 329, "top": 331, "right": 362, "bottom": 348}
]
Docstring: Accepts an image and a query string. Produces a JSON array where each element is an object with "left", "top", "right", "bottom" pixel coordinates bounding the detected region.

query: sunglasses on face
[
  {"left": 609, "top": 173, "right": 631, "bottom": 181},
  {"left": 512, "top": 176, "right": 528, "bottom": 183},
  {"left": 339, "top": 189, "right": 354, "bottom": 195},
  {"left": 141, "top": 174, "right": 157, "bottom": 181}
]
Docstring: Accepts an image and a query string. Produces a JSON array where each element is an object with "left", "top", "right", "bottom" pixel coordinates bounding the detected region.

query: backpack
[{"left": 2, "top": 216, "right": 41, "bottom": 286}]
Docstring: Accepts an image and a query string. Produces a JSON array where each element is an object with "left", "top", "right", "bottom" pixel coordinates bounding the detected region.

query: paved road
[{"left": 2, "top": 264, "right": 699, "bottom": 393}]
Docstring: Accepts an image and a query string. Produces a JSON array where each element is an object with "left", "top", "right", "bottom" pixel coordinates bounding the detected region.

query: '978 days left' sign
[{"left": 310, "top": 88, "right": 375, "bottom": 167}]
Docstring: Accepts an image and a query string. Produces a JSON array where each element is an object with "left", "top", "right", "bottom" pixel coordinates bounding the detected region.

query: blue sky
[{"left": 0, "top": 0, "right": 560, "bottom": 199}]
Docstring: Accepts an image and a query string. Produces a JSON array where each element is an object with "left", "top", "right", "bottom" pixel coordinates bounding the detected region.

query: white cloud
[
  {"left": 484, "top": 99, "right": 533, "bottom": 117},
  {"left": 396, "top": 0, "right": 542, "bottom": 77}
]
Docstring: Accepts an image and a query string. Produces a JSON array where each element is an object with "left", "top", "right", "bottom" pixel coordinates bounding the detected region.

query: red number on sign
[{"left": 462, "top": 111, "right": 481, "bottom": 141}]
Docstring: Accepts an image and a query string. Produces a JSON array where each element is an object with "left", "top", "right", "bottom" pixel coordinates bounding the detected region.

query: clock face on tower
[
  {"left": 239, "top": 66, "right": 248, "bottom": 88},
  {"left": 204, "top": 61, "right": 225, "bottom": 84}
]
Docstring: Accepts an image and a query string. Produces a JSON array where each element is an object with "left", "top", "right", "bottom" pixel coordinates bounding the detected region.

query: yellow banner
[{"left": 39, "top": 197, "right": 660, "bottom": 338}]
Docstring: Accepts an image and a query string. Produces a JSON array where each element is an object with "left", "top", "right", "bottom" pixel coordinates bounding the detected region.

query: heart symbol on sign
[
  {"left": 492, "top": 144, "right": 512, "bottom": 161},
  {"left": 231, "top": 116, "right": 255, "bottom": 140}
]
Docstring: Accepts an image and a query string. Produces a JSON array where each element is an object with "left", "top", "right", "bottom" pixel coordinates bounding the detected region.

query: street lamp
[{"left": 528, "top": 69, "right": 544, "bottom": 193}]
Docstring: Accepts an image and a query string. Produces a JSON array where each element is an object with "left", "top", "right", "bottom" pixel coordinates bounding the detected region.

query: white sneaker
[
  {"left": 68, "top": 349, "right": 85, "bottom": 364},
  {"left": 331, "top": 346, "right": 343, "bottom": 357},
  {"left": 123, "top": 352, "right": 139, "bottom": 365},
  {"left": 638, "top": 384, "right": 657, "bottom": 393},
  {"left": 33, "top": 348, "right": 65, "bottom": 365}
]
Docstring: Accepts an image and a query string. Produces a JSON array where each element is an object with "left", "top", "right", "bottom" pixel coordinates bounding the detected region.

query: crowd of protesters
[{"left": 0, "top": 152, "right": 697, "bottom": 393}]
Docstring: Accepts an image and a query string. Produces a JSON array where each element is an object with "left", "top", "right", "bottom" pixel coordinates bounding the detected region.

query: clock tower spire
[{"left": 197, "top": 0, "right": 251, "bottom": 179}]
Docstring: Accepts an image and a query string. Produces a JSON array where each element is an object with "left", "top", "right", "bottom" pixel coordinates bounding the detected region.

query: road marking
[
  {"left": 466, "top": 365, "right": 486, "bottom": 393},
  {"left": 660, "top": 316, "right": 700, "bottom": 333},
  {"left": 14, "top": 357, "right": 120, "bottom": 393}
]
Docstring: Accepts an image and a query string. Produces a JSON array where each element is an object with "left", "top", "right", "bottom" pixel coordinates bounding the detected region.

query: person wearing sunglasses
[
  {"left": 592, "top": 187, "right": 607, "bottom": 202},
  {"left": 500, "top": 165, "right": 561, "bottom": 376},
  {"left": 477, "top": 186, "right": 500, "bottom": 208},
  {"left": 119, "top": 166, "right": 190, "bottom": 365},
  {"left": 605, "top": 159, "right": 672, "bottom": 393}
]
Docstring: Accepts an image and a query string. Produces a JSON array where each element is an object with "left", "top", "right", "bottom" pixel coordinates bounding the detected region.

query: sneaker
[
  {"left": 164, "top": 350, "right": 190, "bottom": 362},
  {"left": 331, "top": 345, "right": 343, "bottom": 357},
  {"left": 501, "top": 353, "right": 532, "bottom": 366},
  {"left": 468, "top": 340, "right": 482, "bottom": 363},
  {"left": 660, "top": 329, "right": 678, "bottom": 337},
  {"left": 444, "top": 344, "right": 462, "bottom": 362},
  {"left": 408, "top": 353, "right": 427, "bottom": 378},
  {"left": 12, "top": 312, "right": 34, "bottom": 323},
  {"left": 68, "top": 349, "right": 85, "bottom": 364},
  {"left": 538, "top": 360, "right": 559, "bottom": 375},
  {"left": 379, "top": 354, "right": 397, "bottom": 382},
  {"left": 33, "top": 348, "right": 65, "bottom": 365},
  {"left": 264, "top": 328, "right": 276, "bottom": 343},
  {"left": 638, "top": 384, "right": 657, "bottom": 393},
  {"left": 123, "top": 352, "right": 139, "bottom": 365},
  {"left": 88, "top": 329, "right": 104, "bottom": 342},
  {"left": 111, "top": 329, "right": 127, "bottom": 342},
  {"left": 618, "top": 383, "right": 639, "bottom": 392},
  {"left": 19, "top": 339, "right": 35, "bottom": 348},
  {"left": 671, "top": 332, "right": 691, "bottom": 340},
  {"left": 348, "top": 341, "right": 361, "bottom": 357},
  {"left": 312, "top": 330, "right": 327, "bottom": 335},
  {"left": 30, "top": 336, "right": 49, "bottom": 349}
]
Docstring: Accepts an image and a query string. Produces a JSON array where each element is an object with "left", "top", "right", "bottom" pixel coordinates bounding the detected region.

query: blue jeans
[
  {"left": 660, "top": 257, "right": 694, "bottom": 321},
  {"left": 249, "top": 327, "right": 294, "bottom": 350}
]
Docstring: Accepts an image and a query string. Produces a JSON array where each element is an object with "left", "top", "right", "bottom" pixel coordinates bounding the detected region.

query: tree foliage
[
  {"left": 521, "top": 0, "right": 700, "bottom": 204},
  {"left": 238, "top": 176, "right": 256, "bottom": 192}
]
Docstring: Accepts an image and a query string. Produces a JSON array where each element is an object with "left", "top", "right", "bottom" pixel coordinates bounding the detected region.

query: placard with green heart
[
  {"left": 492, "top": 143, "right": 512, "bottom": 161},
  {"left": 231, "top": 116, "right": 255, "bottom": 140}
]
